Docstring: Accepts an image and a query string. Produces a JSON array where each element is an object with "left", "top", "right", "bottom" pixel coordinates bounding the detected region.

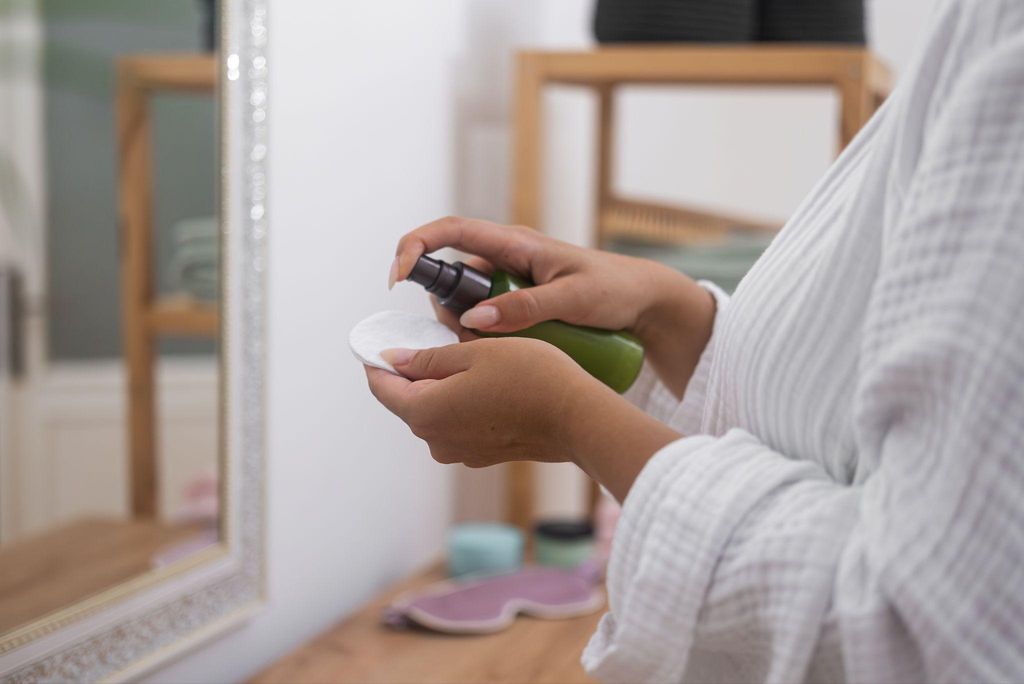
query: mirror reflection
[{"left": 0, "top": 0, "right": 221, "bottom": 637}]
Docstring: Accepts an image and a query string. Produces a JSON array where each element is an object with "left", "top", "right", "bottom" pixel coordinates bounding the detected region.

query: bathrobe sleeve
[
  {"left": 622, "top": 281, "right": 730, "bottom": 434},
  {"left": 583, "top": 30, "right": 1024, "bottom": 684}
]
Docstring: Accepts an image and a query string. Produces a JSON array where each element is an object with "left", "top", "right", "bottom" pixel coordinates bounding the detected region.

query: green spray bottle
[{"left": 407, "top": 255, "right": 644, "bottom": 393}]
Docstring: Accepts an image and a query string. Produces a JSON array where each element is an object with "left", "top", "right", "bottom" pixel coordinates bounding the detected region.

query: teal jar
[{"left": 447, "top": 523, "right": 524, "bottom": 578}]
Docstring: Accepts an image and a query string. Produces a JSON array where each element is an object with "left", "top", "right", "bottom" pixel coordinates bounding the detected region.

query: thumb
[
  {"left": 460, "top": 281, "right": 579, "bottom": 333},
  {"left": 381, "top": 343, "right": 471, "bottom": 381}
]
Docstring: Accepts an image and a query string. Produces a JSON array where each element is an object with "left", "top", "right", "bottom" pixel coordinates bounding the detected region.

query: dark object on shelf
[
  {"left": 594, "top": 0, "right": 758, "bottom": 43},
  {"left": 535, "top": 520, "right": 595, "bottom": 540},
  {"left": 759, "top": 0, "right": 865, "bottom": 43},
  {"left": 197, "top": 0, "right": 218, "bottom": 52}
]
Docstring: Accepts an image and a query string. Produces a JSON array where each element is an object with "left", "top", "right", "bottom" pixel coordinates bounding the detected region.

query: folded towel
[
  {"left": 609, "top": 232, "right": 773, "bottom": 294},
  {"left": 171, "top": 216, "right": 220, "bottom": 302},
  {"left": 173, "top": 216, "right": 218, "bottom": 245}
]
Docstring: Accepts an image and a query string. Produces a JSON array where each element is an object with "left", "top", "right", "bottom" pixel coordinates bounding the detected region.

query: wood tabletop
[
  {"left": 0, "top": 517, "right": 203, "bottom": 635},
  {"left": 251, "top": 565, "right": 604, "bottom": 684}
]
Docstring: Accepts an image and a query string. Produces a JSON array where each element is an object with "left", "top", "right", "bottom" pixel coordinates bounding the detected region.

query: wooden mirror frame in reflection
[{"left": 0, "top": 1, "right": 266, "bottom": 680}]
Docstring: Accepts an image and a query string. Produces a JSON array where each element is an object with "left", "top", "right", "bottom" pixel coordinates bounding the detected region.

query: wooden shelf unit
[
  {"left": 508, "top": 45, "right": 891, "bottom": 530},
  {"left": 600, "top": 195, "right": 780, "bottom": 246},
  {"left": 117, "top": 54, "right": 218, "bottom": 519},
  {"left": 147, "top": 295, "right": 220, "bottom": 337}
]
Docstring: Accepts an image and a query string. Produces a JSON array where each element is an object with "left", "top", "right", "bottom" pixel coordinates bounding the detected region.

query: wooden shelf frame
[
  {"left": 117, "top": 54, "right": 218, "bottom": 519},
  {"left": 147, "top": 295, "right": 220, "bottom": 337},
  {"left": 508, "top": 45, "right": 891, "bottom": 530}
]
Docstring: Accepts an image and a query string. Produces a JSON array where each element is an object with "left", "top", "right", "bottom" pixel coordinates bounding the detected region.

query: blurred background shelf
[
  {"left": 146, "top": 295, "right": 219, "bottom": 337},
  {"left": 508, "top": 44, "right": 891, "bottom": 532},
  {"left": 599, "top": 196, "right": 778, "bottom": 246},
  {"left": 117, "top": 54, "right": 218, "bottom": 519},
  {"left": 117, "top": 53, "right": 218, "bottom": 92}
]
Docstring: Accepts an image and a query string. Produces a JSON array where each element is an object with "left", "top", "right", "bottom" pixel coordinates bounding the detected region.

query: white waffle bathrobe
[{"left": 582, "top": 1, "right": 1024, "bottom": 682}]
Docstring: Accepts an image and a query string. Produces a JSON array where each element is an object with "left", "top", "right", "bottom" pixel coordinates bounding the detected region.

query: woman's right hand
[{"left": 389, "top": 216, "right": 717, "bottom": 398}]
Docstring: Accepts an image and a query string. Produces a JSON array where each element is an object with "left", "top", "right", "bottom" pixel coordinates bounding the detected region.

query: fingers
[
  {"left": 462, "top": 255, "right": 493, "bottom": 273},
  {"left": 390, "top": 217, "right": 539, "bottom": 287},
  {"left": 380, "top": 343, "right": 473, "bottom": 381},
  {"left": 459, "top": 279, "right": 584, "bottom": 333},
  {"left": 364, "top": 366, "right": 413, "bottom": 416},
  {"left": 430, "top": 296, "right": 479, "bottom": 342}
]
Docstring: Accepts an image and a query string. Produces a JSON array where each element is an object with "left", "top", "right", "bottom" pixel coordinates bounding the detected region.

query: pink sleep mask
[{"left": 382, "top": 565, "right": 604, "bottom": 635}]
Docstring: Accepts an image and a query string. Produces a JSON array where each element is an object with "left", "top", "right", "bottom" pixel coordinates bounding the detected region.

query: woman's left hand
[
  {"left": 365, "top": 338, "right": 683, "bottom": 500},
  {"left": 365, "top": 337, "right": 598, "bottom": 467}
]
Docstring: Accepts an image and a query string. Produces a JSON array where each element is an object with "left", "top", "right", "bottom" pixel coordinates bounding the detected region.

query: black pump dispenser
[{"left": 408, "top": 255, "right": 491, "bottom": 314}]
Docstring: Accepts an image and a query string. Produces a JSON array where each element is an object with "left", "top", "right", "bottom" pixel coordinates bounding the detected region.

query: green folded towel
[
  {"left": 609, "top": 233, "right": 774, "bottom": 294},
  {"left": 171, "top": 216, "right": 220, "bottom": 301}
]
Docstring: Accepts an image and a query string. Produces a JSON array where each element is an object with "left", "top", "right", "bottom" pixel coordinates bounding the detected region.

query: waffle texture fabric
[{"left": 583, "top": 1, "right": 1024, "bottom": 682}]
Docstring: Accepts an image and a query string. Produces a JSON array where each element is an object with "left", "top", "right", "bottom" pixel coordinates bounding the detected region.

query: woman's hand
[
  {"left": 367, "top": 338, "right": 589, "bottom": 466},
  {"left": 389, "top": 216, "right": 717, "bottom": 398},
  {"left": 365, "top": 337, "right": 681, "bottom": 500}
]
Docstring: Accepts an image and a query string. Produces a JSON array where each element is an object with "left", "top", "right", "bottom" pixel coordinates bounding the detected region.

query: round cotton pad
[{"left": 349, "top": 310, "right": 459, "bottom": 374}]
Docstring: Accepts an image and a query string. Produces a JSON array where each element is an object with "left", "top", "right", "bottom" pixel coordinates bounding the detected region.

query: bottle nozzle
[
  {"left": 408, "top": 254, "right": 443, "bottom": 289},
  {"left": 405, "top": 255, "right": 492, "bottom": 314}
]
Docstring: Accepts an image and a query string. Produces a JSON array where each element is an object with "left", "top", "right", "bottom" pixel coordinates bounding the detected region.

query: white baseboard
[{"left": 3, "top": 357, "right": 219, "bottom": 542}]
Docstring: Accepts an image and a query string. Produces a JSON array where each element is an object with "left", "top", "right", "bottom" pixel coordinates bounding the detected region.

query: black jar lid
[{"left": 534, "top": 519, "right": 594, "bottom": 541}]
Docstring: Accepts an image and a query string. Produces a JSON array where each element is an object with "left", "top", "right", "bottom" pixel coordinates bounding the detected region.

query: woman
[{"left": 366, "top": 0, "right": 1024, "bottom": 681}]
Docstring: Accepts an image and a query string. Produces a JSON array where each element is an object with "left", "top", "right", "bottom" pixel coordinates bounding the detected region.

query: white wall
[
  {"left": 149, "top": 2, "right": 470, "bottom": 681},
  {"left": 151, "top": 1, "right": 939, "bottom": 681}
]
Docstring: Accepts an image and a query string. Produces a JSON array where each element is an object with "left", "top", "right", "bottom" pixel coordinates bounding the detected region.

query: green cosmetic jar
[{"left": 534, "top": 519, "right": 595, "bottom": 569}]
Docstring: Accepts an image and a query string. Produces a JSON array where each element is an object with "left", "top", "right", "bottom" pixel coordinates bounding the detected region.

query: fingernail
[
  {"left": 381, "top": 348, "right": 416, "bottom": 367},
  {"left": 460, "top": 305, "right": 500, "bottom": 329},
  {"left": 387, "top": 257, "right": 400, "bottom": 290}
]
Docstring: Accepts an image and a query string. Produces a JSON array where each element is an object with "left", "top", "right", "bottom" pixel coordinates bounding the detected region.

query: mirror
[{"left": 0, "top": 0, "right": 230, "bottom": 651}]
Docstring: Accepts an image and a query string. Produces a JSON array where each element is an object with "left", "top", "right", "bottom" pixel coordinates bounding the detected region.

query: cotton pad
[{"left": 349, "top": 310, "right": 459, "bottom": 374}]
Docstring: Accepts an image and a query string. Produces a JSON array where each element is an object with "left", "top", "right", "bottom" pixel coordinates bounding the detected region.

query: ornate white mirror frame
[{"left": 0, "top": 0, "right": 267, "bottom": 680}]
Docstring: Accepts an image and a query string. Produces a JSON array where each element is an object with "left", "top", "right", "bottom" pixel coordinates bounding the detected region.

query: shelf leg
[
  {"left": 118, "top": 68, "right": 159, "bottom": 519},
  {"left": 588, "top": 84, "right": 617, "bottom": 517},
  {"left": 838, "top": 74, "right": 873, "bottom": 152},
  {"left": 507, "top": 53, "right": 546, "bottom": 531},
  {"left": 594, "top": 84, "right": 616, "bottom": 250}
]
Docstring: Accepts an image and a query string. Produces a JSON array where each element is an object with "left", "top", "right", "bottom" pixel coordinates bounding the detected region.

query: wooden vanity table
[{"left": 250, "top": 564, "right": 602, "bottom": 684}]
